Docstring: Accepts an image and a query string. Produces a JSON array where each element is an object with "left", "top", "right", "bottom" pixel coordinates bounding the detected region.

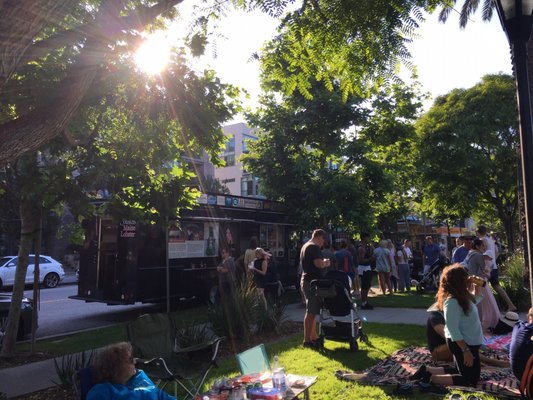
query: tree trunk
[
  {"left": 31, "top": 214, "right": 42, "bottom": 352},
  {"left": 0, "top": 200, "right": 40, "bottom": 357}
]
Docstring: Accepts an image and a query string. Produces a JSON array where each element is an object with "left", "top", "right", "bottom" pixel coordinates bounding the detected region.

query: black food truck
[{"left": 70, "top": 194, "right": 297, "bottom": 305}]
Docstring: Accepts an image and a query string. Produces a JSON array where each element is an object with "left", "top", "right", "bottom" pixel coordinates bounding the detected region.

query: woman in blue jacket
[{"left": 88, "top": 342, "right": 175, "bottom": 400}]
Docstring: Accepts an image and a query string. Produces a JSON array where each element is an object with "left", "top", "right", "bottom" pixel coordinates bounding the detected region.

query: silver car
[{"left": 0, "top": 255, "right": 65, "bottom": 289}]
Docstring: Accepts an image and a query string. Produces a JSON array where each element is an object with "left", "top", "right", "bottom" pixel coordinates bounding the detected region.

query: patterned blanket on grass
[{"left": 362, "top": 346, "right": 520, "bottom": 398}]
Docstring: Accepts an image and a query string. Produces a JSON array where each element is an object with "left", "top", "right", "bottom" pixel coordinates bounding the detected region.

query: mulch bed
[{"left": 9, "top": 321, "right": 303, "bottom": 400}]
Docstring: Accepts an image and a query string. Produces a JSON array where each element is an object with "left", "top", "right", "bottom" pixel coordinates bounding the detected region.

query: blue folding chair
[
  {"left": 72, "top": 367, "right": 96, "bottom": 400},
  {"left": 236, "top": 344, "right": 270, "bottom": 375}
]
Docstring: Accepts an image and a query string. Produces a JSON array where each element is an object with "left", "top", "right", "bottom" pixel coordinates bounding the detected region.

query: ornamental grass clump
[
  {"left": 207, "top": 279, "right": 288, "bottom": 351},
  {"left": 53, "top": 349, "right": 94, "bottom": 390},
  {"left": 499, "top": 250, "right": 531, "bottom": 311}
]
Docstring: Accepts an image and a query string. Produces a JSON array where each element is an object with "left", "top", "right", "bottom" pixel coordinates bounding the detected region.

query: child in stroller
[
  {"left": 310, "top": 270, "right": 368, "bottom": 352},
  {"left": 414, "top": 254, "right": 449, "bottom": 293}
]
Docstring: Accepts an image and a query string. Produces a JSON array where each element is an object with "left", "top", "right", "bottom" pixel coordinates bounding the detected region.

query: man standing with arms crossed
[{"left": 301, "top": 229, "right": 330, "bottom": 348}]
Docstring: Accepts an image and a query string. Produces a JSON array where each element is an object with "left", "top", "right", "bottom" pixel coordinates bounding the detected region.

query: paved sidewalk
[{"left": 0, "top": 303, "right": 525, "bottom": 398}]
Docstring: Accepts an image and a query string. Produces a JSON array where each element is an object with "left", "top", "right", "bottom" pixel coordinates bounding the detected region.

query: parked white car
[{"left": 0, "top": 255, "right": 65, "bottom": 289}]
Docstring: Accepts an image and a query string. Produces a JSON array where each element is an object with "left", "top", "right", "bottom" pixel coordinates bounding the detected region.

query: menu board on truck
[{"left": 168, "top": 221, "right": 219, "bottom": 259}]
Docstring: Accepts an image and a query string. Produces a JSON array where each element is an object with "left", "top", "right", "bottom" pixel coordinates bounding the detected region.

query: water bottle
[{"left": 271, "top": 355, "right": 286, "bottom": 393}]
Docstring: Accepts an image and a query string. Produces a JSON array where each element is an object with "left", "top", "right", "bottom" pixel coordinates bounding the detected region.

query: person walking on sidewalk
[{"left": 300, "top": 229, "right": 330, "bottom": 348}]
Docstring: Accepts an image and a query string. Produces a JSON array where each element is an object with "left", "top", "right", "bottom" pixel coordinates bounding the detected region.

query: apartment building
[{"left": 214, "top": 122, "right": 262, "bottom": 198}]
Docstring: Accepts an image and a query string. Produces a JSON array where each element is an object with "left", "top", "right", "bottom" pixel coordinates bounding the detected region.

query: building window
[
  {"left": 242, "top": 134, "right": 257, "bottom": 154},
  {"left": 241, "top": 175, "right": 260, "bottom": 196},
  {"left": 223, "top": 154, "right": 235, "bottom": 167},
  {"left": 225, "top": 135, "right": 235, "bottom": 153}
]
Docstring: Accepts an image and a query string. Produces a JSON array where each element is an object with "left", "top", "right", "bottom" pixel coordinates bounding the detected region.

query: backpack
[
  {"left": 520, "top": 354, "right": 533, "bottom": 399},
  {"left": 510, "top": 321, "right": 533, "bottom": 398}
]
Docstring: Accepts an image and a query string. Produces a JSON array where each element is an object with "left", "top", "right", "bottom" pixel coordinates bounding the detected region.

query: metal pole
[
  {"left": 166, "top": 216, "right": 170, "bottom": 314},
  {"left": 511, "top": 37, "right": 533, "bottom": 306}
]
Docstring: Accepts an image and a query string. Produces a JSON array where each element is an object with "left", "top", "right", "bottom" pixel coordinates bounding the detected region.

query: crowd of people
[
  {"left": 215, "top": 235, "right": 282, "bottom": 308},
  {"left": 295, "top": 225, "right": 533, "bottom": 396},
  {"left": 298, "top": 231, "right": 421, "bottom": 312},
  {"left": 83, "top": 224, "right": 531, "bottom": 399}
]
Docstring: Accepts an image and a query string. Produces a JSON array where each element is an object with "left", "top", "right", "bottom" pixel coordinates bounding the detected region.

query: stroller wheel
[
  {"left": 359, "top": 333, "right": 369, "bottom": 344},
  {"left": 315, "top": 336, "right": 325, "bottom": 348},
  {"left": 349, "top": 337, "right": 359, "bottom": 352}
]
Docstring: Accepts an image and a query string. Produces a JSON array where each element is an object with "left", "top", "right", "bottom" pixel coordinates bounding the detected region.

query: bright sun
[{"left": 134, "top": 34, "right": 171, "bottom": 75}]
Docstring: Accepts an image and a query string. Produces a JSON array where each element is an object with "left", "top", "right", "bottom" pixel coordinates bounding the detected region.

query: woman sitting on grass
[
  {"left": 88, "top": 342, "right": 175, "bottom": 400},
  {"left": 411, "top": 264, "right": 484, "bottom": 391}
]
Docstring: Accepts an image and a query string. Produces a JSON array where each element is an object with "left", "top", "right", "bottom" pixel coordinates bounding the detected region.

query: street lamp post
[{"left": 495, "top": 0, "right": 533, "bottom": 305}]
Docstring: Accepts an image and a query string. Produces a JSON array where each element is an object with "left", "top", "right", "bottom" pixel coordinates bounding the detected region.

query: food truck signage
[
  {"left": 223, "top": 196, "right": 263, "bottom": 210},
  {"left": 120, "top": 220, "right": 136, "bottom": 238},
  {"left": 168, "top": 221, "right": 219, "bottom": 259}
]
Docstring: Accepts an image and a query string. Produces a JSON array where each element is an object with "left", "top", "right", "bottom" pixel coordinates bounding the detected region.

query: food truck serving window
[
  {"left": 259, "top": 224, "right": 284, "bottom": 257},
  {"left": 168, "top": 221, "right": 219, "bottom": 259}
]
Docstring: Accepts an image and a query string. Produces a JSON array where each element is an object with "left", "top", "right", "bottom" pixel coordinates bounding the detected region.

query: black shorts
[
  {"left": 360, "top": 269, "right": 372, "bottom": 290},
  {"left": 489, "top": 268, "right": 500, "bottom": 287}
]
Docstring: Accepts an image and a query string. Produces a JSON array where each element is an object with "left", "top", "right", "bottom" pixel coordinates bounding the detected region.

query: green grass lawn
[
  {"left": 368, "top": 290, "right": 435, "bottom": 309},
  {"left": 15, "top": 319, "right": 500, "bottom": 399},
  {"left": 12, "top": 293, "right": 501, "bottom": 399},
  {"left": 204, "top": 323, "right": 497, "bottom": 400}
]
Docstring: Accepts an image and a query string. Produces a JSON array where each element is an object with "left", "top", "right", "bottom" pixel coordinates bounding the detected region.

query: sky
[{"left": 187, "top": 8, "right": 514, "bottom": 115}]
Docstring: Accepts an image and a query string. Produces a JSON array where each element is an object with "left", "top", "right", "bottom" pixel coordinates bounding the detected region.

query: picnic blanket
[
  {"left": 484, "top": 333, "right": 512, "bottom": 353},
  {"left": 350, "top": 346, "right": 520, "bottom": 398}
]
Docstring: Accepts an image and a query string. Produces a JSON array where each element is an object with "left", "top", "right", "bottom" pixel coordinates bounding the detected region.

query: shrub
[
  {"left": 499, "top": 250, "right": 531, "bottom": 311},
  {"left": 207, "top": 280, "right": 258, "bottom": 348},
  {"left": 53, "top": 349, "right": 94, "bottom": 389},
  {"left": 174, "top": 323, "right": 216, "bottom": 350},
  {"left": 256, "top": 301, "right": 288, "bottom": 335},
  {"left": 207, "top": 280, "right": 288, "bottom": 351}
]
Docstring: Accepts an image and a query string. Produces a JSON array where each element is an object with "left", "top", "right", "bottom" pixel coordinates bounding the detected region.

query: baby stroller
[
  {"left": 414, "top": 255, "right": 448, "bottom": 293},
  {"left": 310, "top": 270, "right": 368, "bottom": 352}
]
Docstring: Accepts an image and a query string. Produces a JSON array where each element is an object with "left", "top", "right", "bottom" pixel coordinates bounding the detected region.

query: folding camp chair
[
  {"left": 127, "top": 312, "right": 222, "bottom": 400},
  {"left": 72, "top": 367, "right": 96, "bottom": 400},
  {"left": 236, "top": 343, "right": 270, "bottom": 375}
]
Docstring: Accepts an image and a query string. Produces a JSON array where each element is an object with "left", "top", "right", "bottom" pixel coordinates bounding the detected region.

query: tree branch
[
  {"left": 0, "top": 0, "right": 185, "bottom": 166},
  {"left": 17, "top": 0, "right": 184, "bottom": 71}
]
